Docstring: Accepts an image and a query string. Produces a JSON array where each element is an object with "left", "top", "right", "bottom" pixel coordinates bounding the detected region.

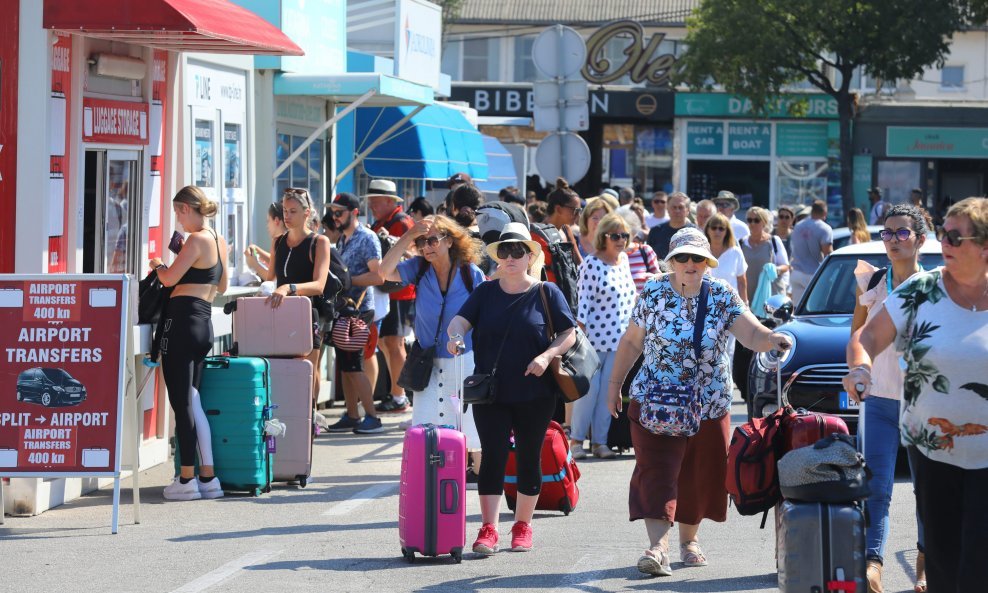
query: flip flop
[{"left": 680, "top": 541, "right": 708, "bottom": 567}]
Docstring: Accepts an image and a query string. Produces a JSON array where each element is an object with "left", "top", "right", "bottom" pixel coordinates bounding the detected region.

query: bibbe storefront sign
[
  {"left": 83, "top": 98, "right": 149, "bottom": 145},
  {"left": 0, "top": 275, "right": 128, "bottom": 476}
]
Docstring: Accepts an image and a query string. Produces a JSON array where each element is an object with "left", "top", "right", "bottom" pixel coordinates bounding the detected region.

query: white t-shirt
[
  {"left": 576, "top": 254, "right": 637, "bottom": 352},
  {"left": 645, "top": 214, "right": 669, "bottom": 229},
  {"left": 854, "top": 261, "right": 906, "bottom": 400},
  {"left": 710, "top": 245, "right": 748, "bottom": 294},
  {"left": 884, "top": 269, "right": 988, "bottom": 469}
]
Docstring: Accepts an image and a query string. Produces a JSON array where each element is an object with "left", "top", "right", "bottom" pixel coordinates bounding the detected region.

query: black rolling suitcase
[{"left": 606, "top": 354, "right": 642, "bottom": 453}]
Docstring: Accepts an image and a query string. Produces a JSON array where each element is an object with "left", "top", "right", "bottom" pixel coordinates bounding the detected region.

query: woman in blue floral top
[
  {"left": 846, "top": 197, "right": 988, "bottom": 593},
  {"left": 607, "top": 227, "right": 792, "bottom": 577}
]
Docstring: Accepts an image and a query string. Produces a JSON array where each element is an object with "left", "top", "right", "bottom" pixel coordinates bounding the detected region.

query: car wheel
[{"left": 41, "top": 392, "right": 52, "bottom": 406}]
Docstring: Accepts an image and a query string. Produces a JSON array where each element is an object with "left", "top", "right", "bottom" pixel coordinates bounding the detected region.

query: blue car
[{"left": 746, "top": 241, "right": 944, "bottom": 430}]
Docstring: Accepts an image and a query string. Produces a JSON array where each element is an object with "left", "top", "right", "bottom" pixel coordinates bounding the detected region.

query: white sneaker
[
  {"left": 197, "top": 477, "right": 224, "bottom": 499},
  {"left": 398, "top": 419, "right": 413, "bottom": 430},
  {"left": 163, "top": 476, "right": 202, "bottom": 501}
]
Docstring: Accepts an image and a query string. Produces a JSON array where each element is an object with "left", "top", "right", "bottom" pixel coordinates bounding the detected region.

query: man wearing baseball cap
[
  {"left": 712, "top": 190, "right": 750, "bottom": 241},
  {"left": 366, "top": 179, "right": 416, "bottom": 414},
  {"left": 867, "top": 187, "right": 890, "bottom": 225},
  {"left": 326, "top": 192, "right": 385, "bottom": 434}
]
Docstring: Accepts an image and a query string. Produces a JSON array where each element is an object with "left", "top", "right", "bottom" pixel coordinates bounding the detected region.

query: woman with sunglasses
[
  {"left": 607, "top": 227, "right": 792, "bottom": 576},
  {"left": 617, "top": 209, "right": 663, "bottom": 293},
  {"left": 740, "top": 206, "right": 790, "bottom": 313},
  {"left": 446, "top": 223, "right": 577, "bottom": 554},
  {"left": 258, "top": 188, "right": 331, "bottom": 404},
  {"left": 378, "top": 214, "right": 486, "bottom": 454},
  {"left": 845, "top": 204, "right": 929, "bottom": 593},
  {"left": 845, "top": 197, "right": 988, "bottom": 593},
  {"left": 704, "top": 213, "right": 748, "bottom": 305},
  {"left": 570, "top": 213, "right": 637, "bottom": 460},
  {"left": 774, "top": 205, "right": 796, "bottom": 258},
  {"left": 545, "top": 177, "right": 584, "bottom": 266}
]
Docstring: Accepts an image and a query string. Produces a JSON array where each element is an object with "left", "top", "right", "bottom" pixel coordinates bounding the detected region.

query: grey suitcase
[
  {"left": 268, "top": 358, "right": 314, "bottom": 487},
  {"left": 777, "top": 500, "right": 866, "bottom": 593}
]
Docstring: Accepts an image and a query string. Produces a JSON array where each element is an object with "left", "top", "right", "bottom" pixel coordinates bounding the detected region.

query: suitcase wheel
[
  {"left": 560, "top": 498, "right": 572, "bottom": 515},
  {"left": 401, "top": 548, "right": 415, "bottom": 563},
  {"left": 505, "top": 496, "right": 516, "bottom": 512},
  {"left": 298, "top": 476, "right": 308, "bottom": 488},
  {"left": 251, "top": 488, "right": 260, "bottom": 497},
  {"left": 451, "top": 548, "right": 463, "bottom": 563}
]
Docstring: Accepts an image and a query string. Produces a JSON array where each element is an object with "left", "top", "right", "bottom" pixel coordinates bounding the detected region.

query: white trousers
[{"left": 410, "top": 351, "right": 480, "bottom": 449}]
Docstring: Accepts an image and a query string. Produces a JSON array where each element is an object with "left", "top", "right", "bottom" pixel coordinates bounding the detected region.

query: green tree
[
  {"left": 676, "top": 0, "right": 987, "bottom": 215},
  {"left": 435, "top": 0, "right": 466, "bottom": 47}
]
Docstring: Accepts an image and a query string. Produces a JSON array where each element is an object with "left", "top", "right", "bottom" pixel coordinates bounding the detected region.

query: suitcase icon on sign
[
  {"left": 81, "top": 448, "right": 110, "bottom": 468},
  {"left": 0, "top": 449, "right": 17, "bottom": 467},
  {"left": 0, "top": 289, "right": 24, "bottom": 308},
  {"left": 89, "top": 288, "right": 117, "bottom": 308}
]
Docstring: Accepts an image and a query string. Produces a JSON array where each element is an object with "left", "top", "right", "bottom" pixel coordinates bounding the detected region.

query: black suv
[{"left": 15, "top": 367, "right": 87, "bottom": 407}]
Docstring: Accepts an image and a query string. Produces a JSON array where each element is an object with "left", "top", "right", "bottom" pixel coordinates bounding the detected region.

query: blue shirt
[
  {"left": 457, "top": 280, "right": 576, "bottom": 403},
  {"left": 398, "top": 257, "right": 486, "bottom": 359},
  {"left": 629, "top": 274, "right": 746, "bottom": 420},
  {"left": 337, "top": 225, "right": 381, "bottom": 314}
]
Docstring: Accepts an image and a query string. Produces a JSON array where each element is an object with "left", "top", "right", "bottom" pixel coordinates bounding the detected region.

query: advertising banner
[
  {"left": 83, "top": 98, "right": 149, "bottom": 145},
  {"left": 0, "top": 0, "right": 19, "bottom": 273},
  {"left": 395, "top": 0, "right": 442, "bottom": 90},
  {"left": 0, "top": 275, "right": 128, "bottom": 477},
  {"left": 48, "top": 32, "right": 72, "bottom": 273}
]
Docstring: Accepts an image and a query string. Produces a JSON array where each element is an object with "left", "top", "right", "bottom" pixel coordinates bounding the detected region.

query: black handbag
[
  {"left": 397, "top": 266, "right": 455, "bottom": 392},
  {"left": 138, "top": 269, "right": 170, "bottom": 325},
  {"left": 462, "top": 285, "right": 536, "bottom": 405},
  {"left": 538, "top": 283, "right": 600, "bottom": 402}
]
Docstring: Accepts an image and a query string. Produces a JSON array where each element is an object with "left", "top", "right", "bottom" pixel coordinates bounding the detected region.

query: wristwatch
[{"left": 288, "top": 283, "right": 297, "bottom": 296}]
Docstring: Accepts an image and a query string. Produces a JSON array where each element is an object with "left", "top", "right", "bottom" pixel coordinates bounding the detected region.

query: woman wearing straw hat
[
  {"left": 607, "top": 227, "right": 792, "bottom": 576},
  {"left": 446, "top": 222, "right": 577, "bottom": 555}
]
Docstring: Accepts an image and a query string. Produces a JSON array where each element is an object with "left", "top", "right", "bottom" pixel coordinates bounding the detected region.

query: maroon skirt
[{"left": 627, "top": 400, "right": 731, "bottom": 524}]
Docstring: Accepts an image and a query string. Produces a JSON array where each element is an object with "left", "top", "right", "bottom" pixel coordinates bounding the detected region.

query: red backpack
[{"left": 725, "top": 406, "right": 795, "bottom": 525}]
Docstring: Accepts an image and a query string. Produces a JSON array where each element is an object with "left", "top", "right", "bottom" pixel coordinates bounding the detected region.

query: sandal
[
  {"left": 680, "top": 540, "right": 708, "bottom": 567},
  {"left": 914, "top": 551, "right": 927, "bottom": 593},
  {"left": 637, "top": 548, "right": 672, "bottom": 577}
]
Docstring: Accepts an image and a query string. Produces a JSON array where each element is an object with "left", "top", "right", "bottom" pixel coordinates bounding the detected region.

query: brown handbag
[{"left": 538, "top": 283, "right": 600, "bottom": 402}]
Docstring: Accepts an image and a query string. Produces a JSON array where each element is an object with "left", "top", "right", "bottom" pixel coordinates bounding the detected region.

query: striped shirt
[{"left": 625, "top": 243, "right": 660, "bottom": 293}]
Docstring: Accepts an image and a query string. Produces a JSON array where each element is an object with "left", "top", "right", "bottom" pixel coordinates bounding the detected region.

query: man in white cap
[
  {"left": 366, "top": 179, "right": 416, "bottom": 414},
  {"left": 713, "top": 190, "right": 750, "bottom": 242}
]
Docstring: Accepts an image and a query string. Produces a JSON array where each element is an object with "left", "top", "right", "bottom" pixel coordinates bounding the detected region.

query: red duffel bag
[{"left": 504, "top": 421, "right": 581, "bottom": 515}]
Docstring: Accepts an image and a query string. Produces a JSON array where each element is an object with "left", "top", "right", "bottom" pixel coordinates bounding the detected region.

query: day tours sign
[{"left": 0, "top": 275, "right": 128, "bottom": 477}]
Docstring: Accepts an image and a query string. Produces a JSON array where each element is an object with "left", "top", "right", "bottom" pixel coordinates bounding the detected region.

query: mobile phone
[{"left": 168, "top": 231, "right": 184, "bottom": 254}]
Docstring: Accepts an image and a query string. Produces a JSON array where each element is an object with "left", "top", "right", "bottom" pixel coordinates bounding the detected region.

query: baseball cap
[
  {"left": 448, "top": 172, "right": 472, "bottom": 187},
  {"left": 330, "top": 192, "right": 360, "bottom": 211}
]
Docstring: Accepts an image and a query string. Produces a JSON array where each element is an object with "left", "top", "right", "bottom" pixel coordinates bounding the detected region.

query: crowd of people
[{"left": 148, "top": 177, "right": 988, "bottom": 592}]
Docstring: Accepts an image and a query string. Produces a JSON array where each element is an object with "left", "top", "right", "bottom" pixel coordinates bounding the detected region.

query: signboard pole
[{"left": 0, "top": 274, "right": 131, "bottom": 534}]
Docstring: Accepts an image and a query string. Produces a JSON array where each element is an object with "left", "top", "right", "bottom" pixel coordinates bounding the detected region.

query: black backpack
[
  {"left": 308, "top": 237, "right": 351, "bottom": 320},
  {"left": 530, "top": 222, "right": 579, "bottom": 313}
]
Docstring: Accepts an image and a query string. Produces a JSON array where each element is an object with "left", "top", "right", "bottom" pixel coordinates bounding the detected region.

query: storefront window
[
  {"left": 513, "top": 36, "right": 537, "bottom": 82},
  {"left": 876, "top": 160, "right": 921, "bottom": 204},
  {"left": 194, "top": 119, "right": 215, "bottom": 189},
  {"left": 603, "top": 124, "right": 673, "bottom": 194},
  {"left": 463, "top": 38, "right": 499, "bottom": 82},
  {"left": 776, "top": 160, "right": 829, "bottom": 207},
  {"left": 275, "top": 132, "right": 325, "bottom": 206}
]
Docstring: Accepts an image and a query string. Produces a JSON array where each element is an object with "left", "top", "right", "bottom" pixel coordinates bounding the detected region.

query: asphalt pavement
[{"left": 1, "top": 397, "right": 923, "bottom": 593}]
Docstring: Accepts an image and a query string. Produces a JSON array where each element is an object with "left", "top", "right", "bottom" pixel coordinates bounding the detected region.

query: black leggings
[
  {"left": 161, "top": 297, "right": 213, "bottom": 467},
  {"left": 473, "top": 395, "right": 556, "bottom": 496}
]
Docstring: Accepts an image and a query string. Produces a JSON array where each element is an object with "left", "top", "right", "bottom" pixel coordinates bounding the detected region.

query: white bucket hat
[
  {"left": 364, "top": 179, "right": 402, "bottom": 202},
  {"left": 665, "top": 227, "right": 719, "bottom": 268}
]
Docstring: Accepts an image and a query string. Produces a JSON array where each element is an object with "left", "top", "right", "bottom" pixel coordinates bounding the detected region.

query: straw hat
[
  {"left": 665, "top": 227, "right": 719, "bottom": 268},
  {"left": 365, "top": 179, "right": 402, "bottom": 202}
]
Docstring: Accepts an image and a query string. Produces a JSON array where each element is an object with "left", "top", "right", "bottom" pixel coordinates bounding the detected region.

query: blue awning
[
  {"left": 354, "top": 106, "right": 488, "bottom": 181},
  {"left": 476, "top": 135, "right": 519, "bottom": 193}
]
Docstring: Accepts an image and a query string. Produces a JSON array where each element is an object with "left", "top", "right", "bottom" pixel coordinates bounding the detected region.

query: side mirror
[{"left": 764, "top": 294, "right": 793, "bottom": 322}]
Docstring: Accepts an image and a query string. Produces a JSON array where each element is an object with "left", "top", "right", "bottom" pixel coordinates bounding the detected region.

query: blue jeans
[
  {"left": 570, "top": 350, "right": 616, "bottom": 444},
  {"left": 858, "top": 397, "right": 925, "bottom": 563}
]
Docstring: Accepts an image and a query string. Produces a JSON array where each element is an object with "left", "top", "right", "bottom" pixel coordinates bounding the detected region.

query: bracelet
[
  {"left": 851, "top": 365, "right": 872, "bottom": 375},
  {"left": 449, "top": 333, "right": 463, "bottom": 341},
  {"left": 154, "top": 264, "right": 166, "bottom": 271}
]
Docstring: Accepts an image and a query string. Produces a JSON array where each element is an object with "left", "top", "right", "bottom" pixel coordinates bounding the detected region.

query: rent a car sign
[{"left": 0, "top": 275, "right": 128, "bottom": 476}]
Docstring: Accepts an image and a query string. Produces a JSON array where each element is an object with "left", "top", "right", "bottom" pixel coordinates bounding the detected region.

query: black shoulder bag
[
  {"left": 463, "top": 285, "right": 536, "bottom": 405},
  {"left": 397, "top": 266, "right": 454, "bottom": 392}
]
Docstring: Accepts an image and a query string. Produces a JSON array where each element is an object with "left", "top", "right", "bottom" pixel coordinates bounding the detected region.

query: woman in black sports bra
[
  {"left": 149, "top": 186, "right": 229, "bottom": 501},
  {"left": 258, "top": 188, "right": 331, "bottom": 402}
]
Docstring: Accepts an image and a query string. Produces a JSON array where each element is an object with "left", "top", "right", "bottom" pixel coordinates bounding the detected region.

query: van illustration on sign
[{"left": 15, "top": 367, "right": 88, "bottom": 407}]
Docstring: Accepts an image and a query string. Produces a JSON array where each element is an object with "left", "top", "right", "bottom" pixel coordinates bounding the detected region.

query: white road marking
[
  {"left": 551, "top": 552, "right": 617, "bottom": 592},
  {"left": 169, "top": 548, "right": 283, "bottom": 593},
  {"left": 322, "top": 482, "right": 398, "bottom": 516}
]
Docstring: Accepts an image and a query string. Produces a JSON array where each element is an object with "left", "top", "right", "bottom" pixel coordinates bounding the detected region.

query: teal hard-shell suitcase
[{"left": 194, "top": 356, "right": 273, "bottom": 496}]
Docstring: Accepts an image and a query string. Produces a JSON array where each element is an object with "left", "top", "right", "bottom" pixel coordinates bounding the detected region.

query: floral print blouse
[{"left": 629, "top": 274, "right": 746, "bottom": 420}]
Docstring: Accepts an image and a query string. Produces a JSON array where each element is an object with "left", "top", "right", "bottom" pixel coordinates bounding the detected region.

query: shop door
[
  {"left": 941, "top": 172, "right": 982, "bottom": 204},
  {"left": 82, "top": 150, "right": 142, "bottom": 274}
]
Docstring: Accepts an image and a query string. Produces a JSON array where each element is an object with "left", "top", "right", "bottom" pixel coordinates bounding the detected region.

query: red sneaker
[
  {"left": 510, "top": 521, "right": 533, "bottom": 552},
  {"left": 472, "top": 523, "right": 499, "bottom": 555}
]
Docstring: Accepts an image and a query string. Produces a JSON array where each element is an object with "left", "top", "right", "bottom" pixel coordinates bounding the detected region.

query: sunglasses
[
  {"left": 414, "top": 234, "right": 447, "bottom": 249},
  {"left": 746, "top": 218, "right": 762, "bottom": 224},
  {"left": 708, "top": 226, "right": 727, "bottom": 232},
  {"left": 496, "top": 243, "right": 530, "bottom": 260},
  {"left": 560, "top": 204, "right": 583, "bottom": 215},
  {"left": 672, "top": 253, "right": 707, "bottom": 264},
  {"left": 937, "top": 227, "right": 979, "bottom": 247},
  {"left": 778, "top": 214, "right": 793, "bottom": 220},
  {"left": 606, "top": 232, "right": 630, "bottom": 241},
  {"left": 330, "top": 209, "right": 347, "bottom": 218},
  {"left": 880, "top": 228, "right": 914, "bottom": 242},
  {"left": 283, "top": 188, "right": 311, "bottom": 206},
  {"left": 652, "top": 199, "right": 666, "bottom": 205},
  {"left": 716, "top": 203, "right": 731, "bottom": 209}
]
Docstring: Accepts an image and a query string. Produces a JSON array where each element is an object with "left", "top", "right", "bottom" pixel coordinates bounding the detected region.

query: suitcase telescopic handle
[
  {"left": 205, "top": 358, "right": 230, "bottom": 369},
  {"left": 439, "top": 479, "right": 459, "bottom": 514}
]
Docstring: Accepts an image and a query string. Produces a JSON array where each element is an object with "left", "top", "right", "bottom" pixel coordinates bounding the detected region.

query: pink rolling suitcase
[
  {"left": 233, "top": 296, "right": 313, "bottom": 357},
  {"left": 268, "top": 358, "right": 314, "bottom": 487},
  {"left": 398, "top": 354, "right": 467, "bottom": 563}
]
